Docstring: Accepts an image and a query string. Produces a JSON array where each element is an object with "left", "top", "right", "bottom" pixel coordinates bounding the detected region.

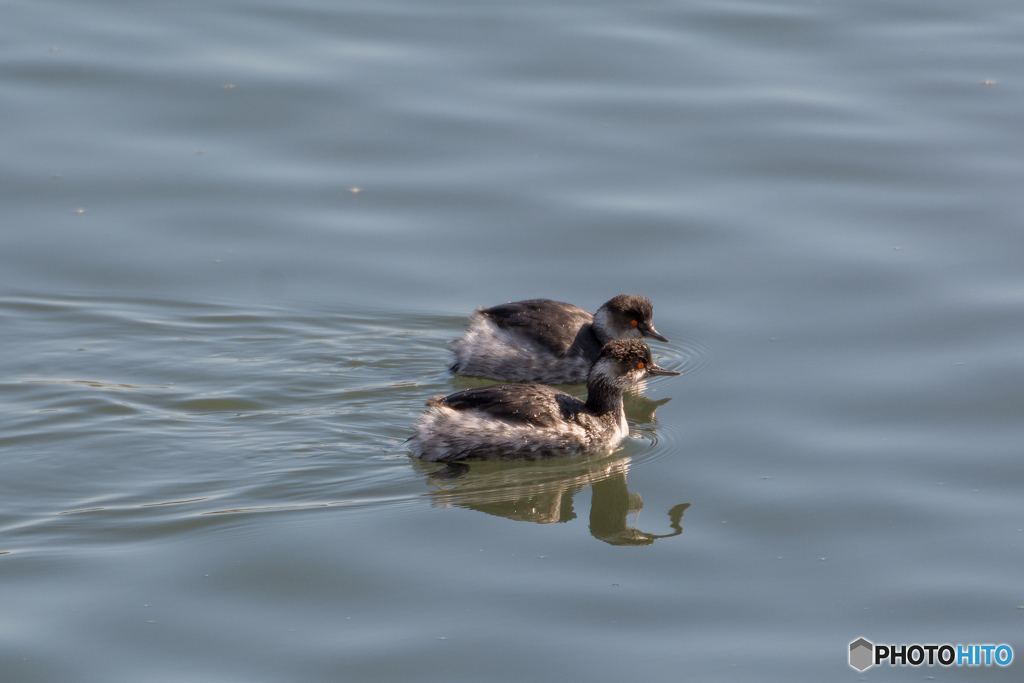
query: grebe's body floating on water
[
  {"left": 413, "top": 339, "right": 680, "bottom": 462},
  {"left": 449, "top": 295, "right": 667, "bottom": 384}
]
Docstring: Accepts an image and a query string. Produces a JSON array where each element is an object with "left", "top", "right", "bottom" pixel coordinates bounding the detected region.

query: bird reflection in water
[{"left": 414, "top": 453, "right": 690, "bottom": 546}]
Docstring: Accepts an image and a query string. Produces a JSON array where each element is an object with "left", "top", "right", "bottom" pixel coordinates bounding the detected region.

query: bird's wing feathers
[
  {"left": 479, "top": 299, "right": 593, "bottom": 357},
  {"left": 435, "top": 384, "right": 584, "bottom": 428}
]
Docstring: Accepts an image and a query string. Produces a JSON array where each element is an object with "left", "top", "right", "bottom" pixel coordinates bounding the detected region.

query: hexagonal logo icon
[{"left": 849, "top": 638, "right": 874, "bottom": 671}]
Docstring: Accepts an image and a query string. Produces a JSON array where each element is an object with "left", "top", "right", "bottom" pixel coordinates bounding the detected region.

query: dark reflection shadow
[
  {"left": 590, "top": 475, "right": 690, "bottom": 546},
  {"left": 412, "top": 454, "right": 690, "bottom": 546},
  {"left": 623, "top": 393, "right": 671, "bottom": 424}
]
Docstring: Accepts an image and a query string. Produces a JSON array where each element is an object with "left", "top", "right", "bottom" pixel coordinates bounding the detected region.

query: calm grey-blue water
[{"left": 2, "top": 0, "right": 1022, "bottom": 680}]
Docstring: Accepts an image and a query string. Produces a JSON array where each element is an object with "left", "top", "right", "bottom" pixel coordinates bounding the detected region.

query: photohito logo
[{"left": 849, "top": 638, "right": 1013, "bottom": 671}]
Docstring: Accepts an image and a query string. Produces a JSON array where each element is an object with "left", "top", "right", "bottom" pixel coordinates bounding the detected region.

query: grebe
[
  {"left": 449, "top": 295, "right": 667, "bottom": 384},
  {"left": 414, "top": 339, "right": 680, "bottom": 462}
]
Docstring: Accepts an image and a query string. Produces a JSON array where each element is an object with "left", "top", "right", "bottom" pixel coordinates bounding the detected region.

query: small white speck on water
[
  {"left": 223, "top": 83, "right": 236, "bottom": 90},
  {"left": 75, "top": 208, "right": 85, "bottom": 214},
  {"left": 820, "top": 557, "right": 826, "bottom": 561},
  {"left": 983, "top": 79, "right": 996, "bottom": 85},
  {"left": 214, "top": 260, "right": 221, "bottom": 264},
  {"left": 893, "top": 246, "right": 900, "bottom": 250},
  {"left": 350, "top": 187, "right": 361, "bottom": 194}
]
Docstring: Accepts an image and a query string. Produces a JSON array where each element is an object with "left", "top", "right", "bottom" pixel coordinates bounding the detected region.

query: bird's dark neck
[
  {"left": 585, "top": 375, "right": 624, "bottom": 416},
  {"left": 569, "top": 323, "right": 605, "bottom": 359}
]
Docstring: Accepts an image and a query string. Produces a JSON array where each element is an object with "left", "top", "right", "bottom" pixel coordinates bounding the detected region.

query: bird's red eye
[
  {"left": 630, "top": 319, "right": 638, "bottom": 327},
  {"left": 637, "top": 361, "right": 645, "bottom": 369}
]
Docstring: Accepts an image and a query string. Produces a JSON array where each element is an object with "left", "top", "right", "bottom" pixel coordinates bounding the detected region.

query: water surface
[{"left": 2, "top": 0, "right": 1023, "bottom": 681}]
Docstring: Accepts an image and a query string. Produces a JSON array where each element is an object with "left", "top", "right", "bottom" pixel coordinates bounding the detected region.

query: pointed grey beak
[
  {"left": 647, "top": 362, "right": 681, "bottom": 376},
  {"left": 640, "top": 324, "right": 669, "bottom": 343}
]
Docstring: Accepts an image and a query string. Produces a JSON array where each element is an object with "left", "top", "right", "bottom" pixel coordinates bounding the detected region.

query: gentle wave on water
[
  {"left": 652, "top": 331, "right": 713, "bottom": 379},
  {"left": 1, "top": 296, "right": 440, "bottom": 532}
]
